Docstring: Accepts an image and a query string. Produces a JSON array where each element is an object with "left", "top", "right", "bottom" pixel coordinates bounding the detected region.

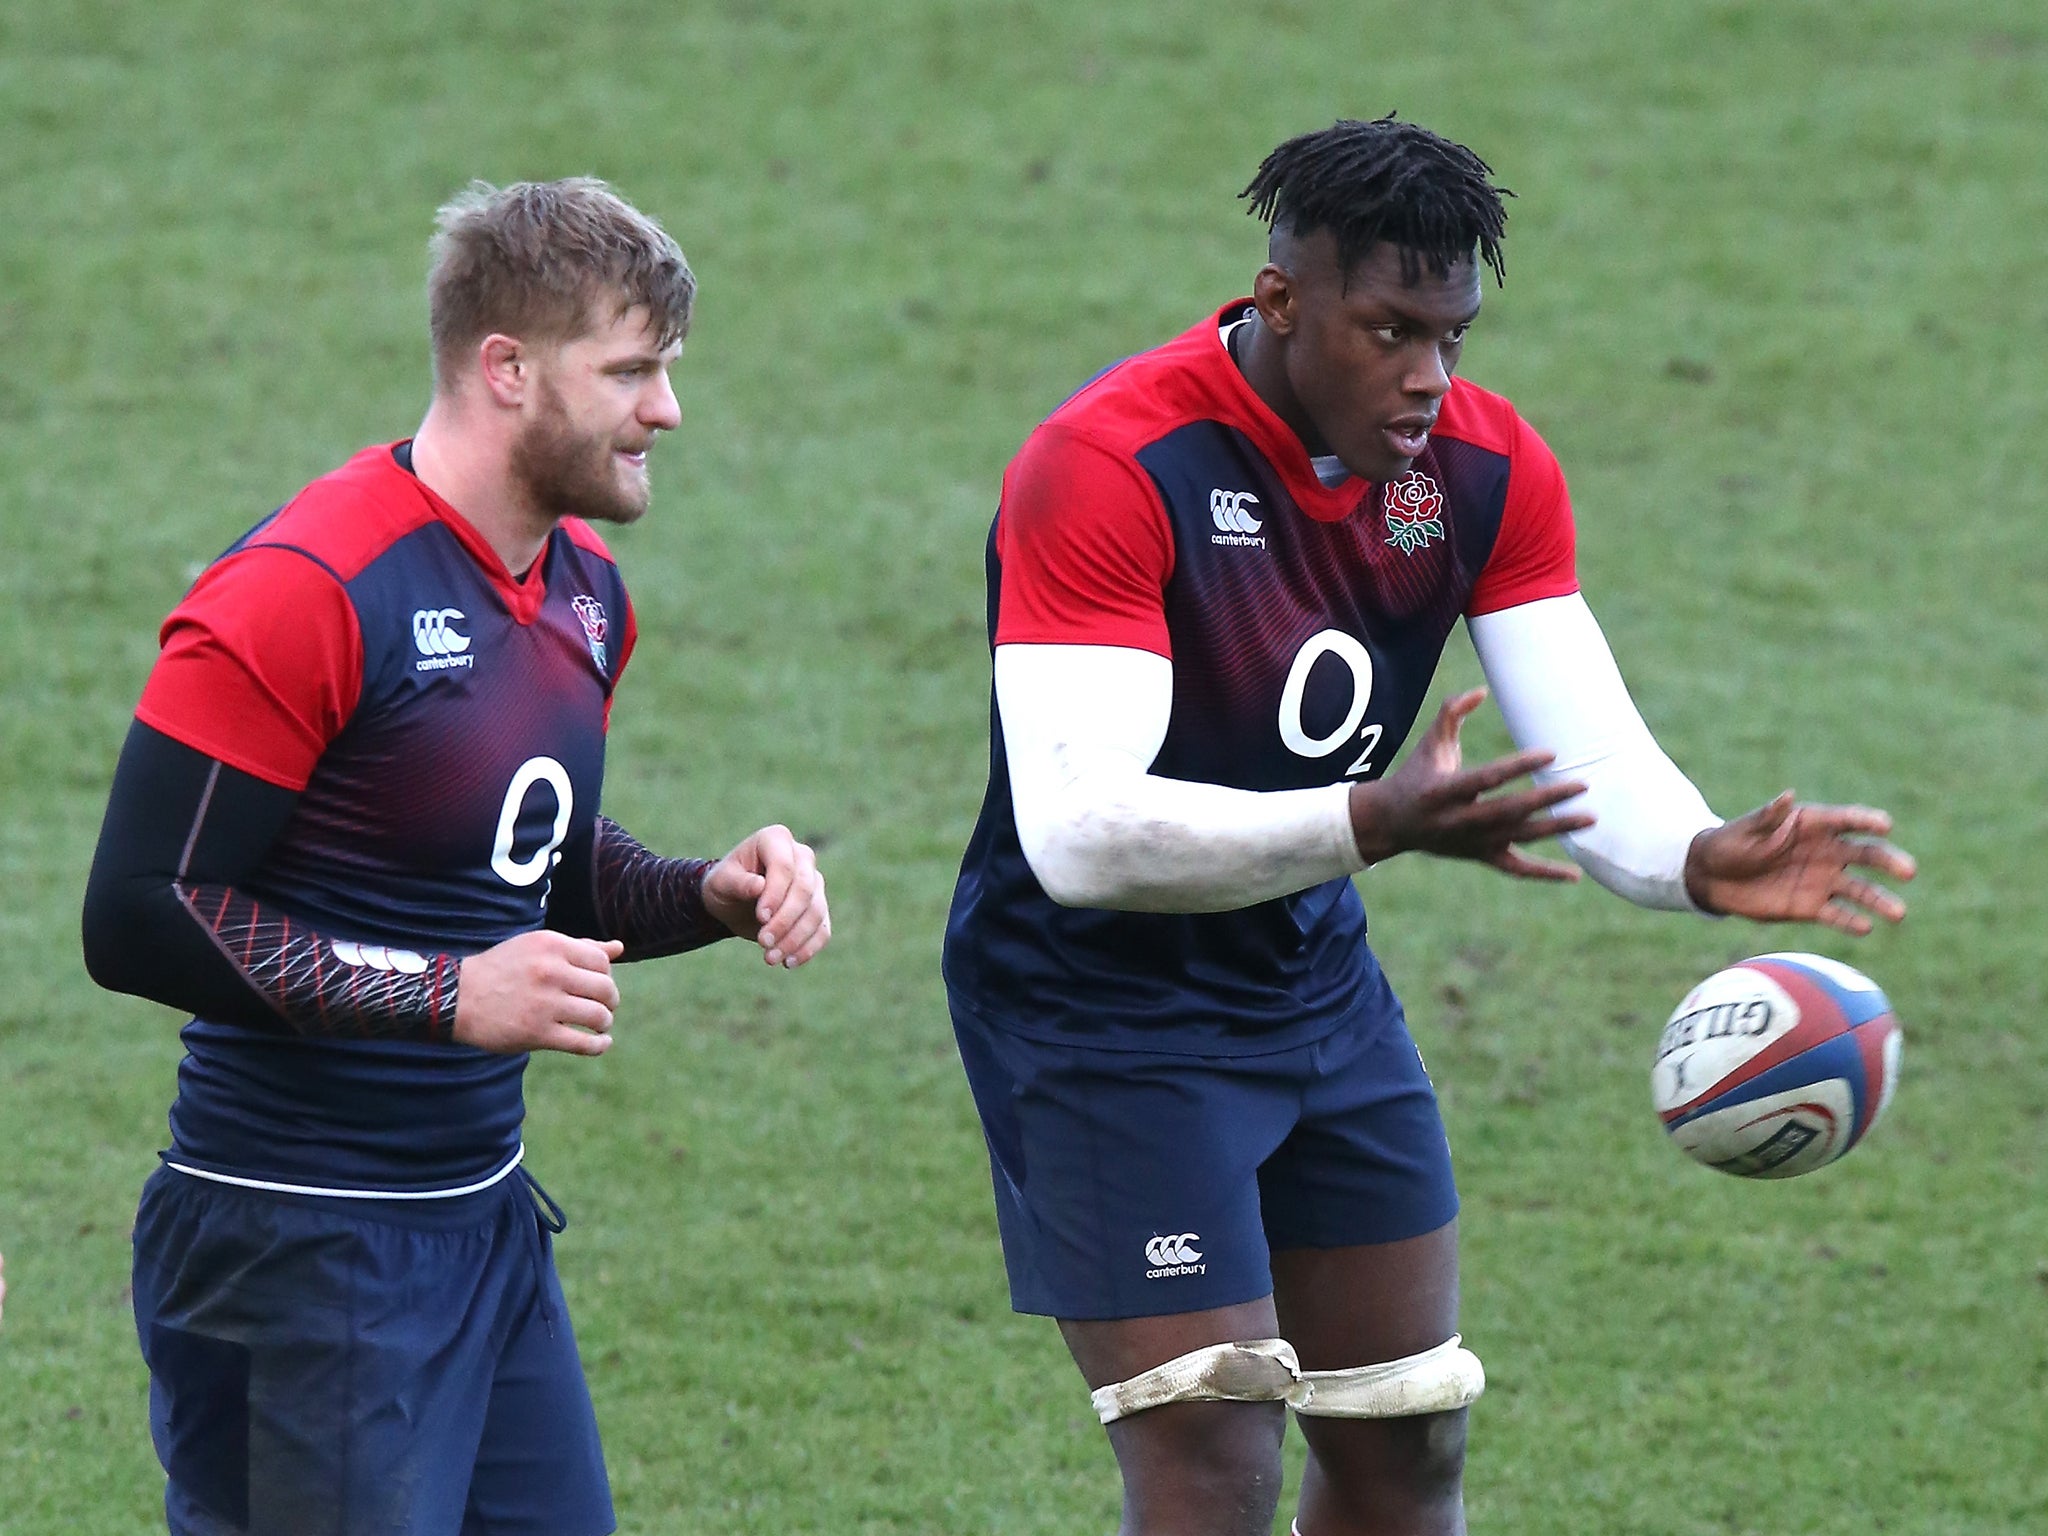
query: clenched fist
[{"left": 455, "top": 931, "right": 625, "bottom": 1057}]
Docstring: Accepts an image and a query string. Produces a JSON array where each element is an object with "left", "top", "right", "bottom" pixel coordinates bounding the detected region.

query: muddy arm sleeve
[
  {"left": 1467, "top": 594, "right": 1721, "bottom": 911},
  {"left": 546, "top": 816, "right": 733, "bottom": 960},
  {"left": 81, "top": 721, "right": 460, "bottom": 1039},
  {"left": 998, "top": 643, "right": 1364, "bottom": 912}
]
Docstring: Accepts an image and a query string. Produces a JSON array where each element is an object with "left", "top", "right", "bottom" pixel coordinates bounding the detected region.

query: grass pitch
[{"left": 2, "top": 2, "right": 2045, "bottom": 1532}]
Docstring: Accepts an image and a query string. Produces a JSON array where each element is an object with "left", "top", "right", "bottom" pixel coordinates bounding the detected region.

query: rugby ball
[{"left": 1651, "top": 953, "right": 1900, "bottom": 1178}]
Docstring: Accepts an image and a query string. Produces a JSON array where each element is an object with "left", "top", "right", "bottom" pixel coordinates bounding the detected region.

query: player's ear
[
  {"left": 477, "top": 334, "right": 529, "bottom": 408},
  {"left": 1251, "top": 263, "right": 1299, "bottom": 337}
]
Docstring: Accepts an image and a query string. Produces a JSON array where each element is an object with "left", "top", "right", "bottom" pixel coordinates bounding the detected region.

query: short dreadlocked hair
[{"left": 1240, "top": 115, "right": 1512, "bottom": 287}]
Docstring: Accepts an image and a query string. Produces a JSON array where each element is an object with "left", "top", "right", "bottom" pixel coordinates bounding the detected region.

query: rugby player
[
  {"left": 942, "top": 117, "right": 1914, "bottom": 1536},
  {"left": 83, "top": 179, "right": 829, "bottom": 1536}
]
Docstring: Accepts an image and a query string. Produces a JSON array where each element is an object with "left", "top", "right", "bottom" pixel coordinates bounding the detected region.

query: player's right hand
[
  {"left": 1347, "top": 688, "right": 1596, "bottom": 879},
  {"left": 453, "top": 931, "right": 624, "bottom": 1057}
]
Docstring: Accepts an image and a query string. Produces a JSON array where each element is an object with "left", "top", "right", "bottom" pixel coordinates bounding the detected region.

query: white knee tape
[
  {"left": 1288, "top": 1335, "right": 1485, "bottom": 1419},
  {"left": 1089, "top": 1335, "right": 1483, "bottom": 1425},
  {"left": 1089, "top": 1338, "right": 1303, "bottom": 1424}
]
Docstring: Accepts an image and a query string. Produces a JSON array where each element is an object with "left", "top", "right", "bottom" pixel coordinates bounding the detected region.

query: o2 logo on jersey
[
  {"left": 1278, "top": 629, "right": 1382, "bottom": 779},
  {"left": 1382, "top": 472, "right": 1446, "bottom": 556},
  {"left": 492, "top": 756, "right": 574, "bottom": 902}
]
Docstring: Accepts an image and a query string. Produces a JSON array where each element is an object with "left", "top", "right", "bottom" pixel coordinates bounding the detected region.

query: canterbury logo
[
  {"left": 1210, "top": 489, "right": 1263, "bottom": 533},
  {"left": 330, "top": 939, "right": 429, "bottom": 975},
  {"left": 1146, "top": 1233, "right": 1203, "bottom": 1266},
  {"left": 412, "top": 608, "right": 475, "bottom": 672},
  {"left": 413, "top": 608, "right": 470, "bottom": 656}
]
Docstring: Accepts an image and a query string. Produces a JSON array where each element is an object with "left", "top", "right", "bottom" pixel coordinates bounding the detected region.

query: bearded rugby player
[{"left": 85, "top": 178, "right": 830, "bottom": 1536}]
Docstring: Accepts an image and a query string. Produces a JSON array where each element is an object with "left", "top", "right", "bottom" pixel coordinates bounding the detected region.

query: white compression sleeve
[
  {"left": 1467, "top": 594, "right": 1720, "bottom": 911},
  {"left": 995, "top": 644, "right": 1363, "bottom": 913}
]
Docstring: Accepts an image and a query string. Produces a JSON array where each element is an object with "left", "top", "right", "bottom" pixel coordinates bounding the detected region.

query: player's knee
[
  {"left": 1110, "top": 1399, "right": 1286, "bottom": 1533},
  {"left": 1311, "top": 1406, "right": 1468, "bottom": 1521},
  {"left": 1402, "top": 1405, "right": 1469, "bottom": 1500}
]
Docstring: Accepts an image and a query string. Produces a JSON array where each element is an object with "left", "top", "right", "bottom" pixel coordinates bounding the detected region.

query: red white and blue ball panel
[{"left": 1651, "top": 952, "right": 1901, "bottom": 1179}]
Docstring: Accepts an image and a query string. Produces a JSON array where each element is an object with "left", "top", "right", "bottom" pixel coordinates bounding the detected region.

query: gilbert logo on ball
[{"left": 1651, "top": 953, "right": 1901, "bottom": 1179}]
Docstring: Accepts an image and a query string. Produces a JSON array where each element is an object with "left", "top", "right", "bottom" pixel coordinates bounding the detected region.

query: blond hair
[{"left": 427, "top": 178, "right": 695, "bottom": 389}]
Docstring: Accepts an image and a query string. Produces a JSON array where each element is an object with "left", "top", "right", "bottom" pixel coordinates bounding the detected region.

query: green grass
[{"left": 3, "top": 1, "right": 2046, "bottom": 1531}]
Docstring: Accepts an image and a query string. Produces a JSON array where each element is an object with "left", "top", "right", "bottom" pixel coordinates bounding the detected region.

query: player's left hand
[
  {"left": 1683, "top": 792, "right": 1916, "bottom": 935},
  {"left": 702, "top": 824, "right": 831, "bottom": 968}
]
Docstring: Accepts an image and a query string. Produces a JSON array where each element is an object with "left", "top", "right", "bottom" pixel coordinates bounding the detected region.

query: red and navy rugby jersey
[
  {"left": 135, "top": 443, "right": 634, "bottom": 1189},
  {"left": 943, "top": 302, "right": 1579, "bottom": 1054}
]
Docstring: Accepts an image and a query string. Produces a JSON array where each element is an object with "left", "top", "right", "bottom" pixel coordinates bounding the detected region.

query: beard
[{"left": 509, "top": 379, "right": 649, "bottom": 526}]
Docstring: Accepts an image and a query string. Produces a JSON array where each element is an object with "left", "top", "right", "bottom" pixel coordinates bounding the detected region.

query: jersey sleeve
[
  {"left": 1465, "top": 412, "right": 1581, "bottom": 617},
  {"left": 82, "top": 721, "right": 459, "bottom": 1041},
  {"left": 135, "top": 545, "right": 364, "bottom": 790},
  {"left": 993, "top": 424, "right": 1176, "bottom": 657},
  {"left": 545, "top": 815, "right": 730, "bottom": 959}
]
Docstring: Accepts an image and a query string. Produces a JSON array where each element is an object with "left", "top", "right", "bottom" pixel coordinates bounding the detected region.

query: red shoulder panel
[
  {"left": 993, "top": 422, "right": 1177, "bottom": 657},
  {"left": 1432, "top": 376, "right": 1520, "bottom": 457},
  {"left": 1447, "top": 382, "right": 1581, "bottom": 617},
  {"left": 271, "top": 443, "right": 554, "bottom": 622},
  {"left": 254, "top": 444, "right": 441, "bottom": 582},
  {"left": 994, "top": 303, "right": 1369, "bottom": 658},
  {"left": 137, "top": 545, "right": 364, "bottom": 790},
  {"left": 561, "top": 517, "right": 618, "bottom": 564},
  {"left": 130, "top": 445, "right": 439, "bottom": 788},
  {"left": 1045, "top": 304, "right": 1366, "bottom": 524}
]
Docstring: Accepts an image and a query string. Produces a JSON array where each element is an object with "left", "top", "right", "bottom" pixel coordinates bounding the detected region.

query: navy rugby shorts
[
  {"left": 131, "top": 1163, "right": 613, "bottom": 1536},
  {"left": 952, "top": 973, "right": 1459, "bottom": 1320}
]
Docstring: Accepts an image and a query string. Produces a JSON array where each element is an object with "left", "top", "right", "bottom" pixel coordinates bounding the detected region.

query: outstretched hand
[
  {"left": 702, "top": 824, "right": 831, "bottom": 968},
  {"left": 1347, "top": 688, "right": 1596, "bottom": 880},
  {"left": 1683, "top": 792, "right": 1915, "bottom": 935}
]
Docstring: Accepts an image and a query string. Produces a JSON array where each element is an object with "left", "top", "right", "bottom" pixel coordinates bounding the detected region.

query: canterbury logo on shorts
[{"left": 1144, "top": 1232, "right": 1206, "bottom": 1278}]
